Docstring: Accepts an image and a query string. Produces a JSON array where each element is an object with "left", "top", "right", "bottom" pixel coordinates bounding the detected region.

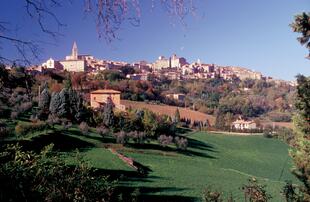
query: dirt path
[{"left": 109, "top": 148, "right": 138, "bottom": 169}]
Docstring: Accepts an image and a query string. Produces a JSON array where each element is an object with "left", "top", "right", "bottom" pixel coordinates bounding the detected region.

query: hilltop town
[
  {"left": 24, "top": 42, "right": 296, "bottom": 86},
  {"left": 1, "top": 0, "right": 309, "bottom": 201}
]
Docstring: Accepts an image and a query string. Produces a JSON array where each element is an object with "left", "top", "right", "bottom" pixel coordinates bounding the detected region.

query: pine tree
[
  {"left": 49, "top": 92, "right": 62, "bottom": 117},
  {"left": 39, "top": 85, "right": 50, "bottom": 110},
  {"left": 37, "top": 83, "right": 51, "bottom": 120},
  {"left": 58, "top": 88, "right": 70, "bottom": 118}
]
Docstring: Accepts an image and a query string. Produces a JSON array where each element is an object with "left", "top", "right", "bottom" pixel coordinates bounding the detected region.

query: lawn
[
  {"left": 119, "top": 132, "right": 297, "bottom": 201},
  {"left": 2, "top": 124, "right": 297, "bottom": 201}
]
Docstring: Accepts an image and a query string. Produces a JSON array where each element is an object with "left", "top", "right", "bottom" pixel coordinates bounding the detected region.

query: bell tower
[{"left": 72, "top": 41, "right": 78, "bottom": 60}]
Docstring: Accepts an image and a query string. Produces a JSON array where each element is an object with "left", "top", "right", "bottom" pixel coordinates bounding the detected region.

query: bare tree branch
[
  {"left": 0, "top": 35, "right": 40, "bottom": 65},
  {"left": 0, "top": 0, "right": 200, "bottom": 65},
  {"left": 24, "top": 0, "right": 65, "bottom": 37}
]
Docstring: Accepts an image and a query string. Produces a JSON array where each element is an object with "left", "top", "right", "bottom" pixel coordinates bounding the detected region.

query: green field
[
  {"left": 120, "top": 132, "right": 297, "bottom": 201},
  {"left": 4, "top": 125, "right": 297, "bottom": 201}
]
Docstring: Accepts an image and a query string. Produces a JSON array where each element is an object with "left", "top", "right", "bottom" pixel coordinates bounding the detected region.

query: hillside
[
  {"left": 121, "top": 100, "right": 215, "bottom": 125},
  {"left": 121, "top": 132, "right": 297, "bottom": 201},
  {"left": 14, "top": 127, "right": 295, "bottom": 201}
]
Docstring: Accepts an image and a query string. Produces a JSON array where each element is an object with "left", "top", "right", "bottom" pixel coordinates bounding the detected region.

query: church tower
[{"left": 72, "top": 41, "right": 78, "bottom": 60}]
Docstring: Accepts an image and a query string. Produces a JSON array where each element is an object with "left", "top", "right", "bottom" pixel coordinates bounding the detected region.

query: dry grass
[
  {"left": 260, "top": 121, "right": 293, "bottom": 129},
  {"left": 121, "top": 100, "right": 215, "bottom": 125}
]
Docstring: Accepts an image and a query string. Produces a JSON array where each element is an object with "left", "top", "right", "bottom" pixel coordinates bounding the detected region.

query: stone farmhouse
[{"left": 90, "top": 89, "right": 125, "bottom": 111}]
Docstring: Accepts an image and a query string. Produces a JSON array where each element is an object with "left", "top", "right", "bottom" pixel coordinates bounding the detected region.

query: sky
[{"left": 1, "top": 0, "right": 310, "bottom": 80}]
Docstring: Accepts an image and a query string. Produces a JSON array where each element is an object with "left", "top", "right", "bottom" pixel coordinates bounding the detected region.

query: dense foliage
[
  {"left": 0, "top": 144, "right": 117, "bottom": 202},
  {"left": 290, "top": 13, "right": 310, "bottom": 200},
  {"left": 290, "top": 75, "right": 310, "bottom": 201}
]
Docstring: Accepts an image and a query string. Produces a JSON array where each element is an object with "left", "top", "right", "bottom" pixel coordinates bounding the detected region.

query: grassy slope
[
  {"left": 3, "top": 121, "right": 296, "bottom": 201},
  {"left": 121, "top": 132, "right": 297, "bottom": 201}
]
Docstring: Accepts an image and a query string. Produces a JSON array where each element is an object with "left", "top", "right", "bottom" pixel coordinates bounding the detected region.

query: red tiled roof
[{"left": 91, "top": 89, "right": 121, "bottom": 94}]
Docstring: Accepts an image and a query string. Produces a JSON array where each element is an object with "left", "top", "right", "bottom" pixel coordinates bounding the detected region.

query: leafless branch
[
  {"left": 84, "top": 0, "right": 197, "bottom": 43},
  {"left": 24, "top": 0, "right": 65, "bottom": 37},
  {"left": 0, "top": 35, "right": 40, "bottom": 65},
  {"left": 0, "top": 0, "right": 200, "bottom": 65}
]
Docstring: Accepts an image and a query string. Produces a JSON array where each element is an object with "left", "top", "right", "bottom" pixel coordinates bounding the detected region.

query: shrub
[
  {"left": 20, "top": 102, "right": 33, "bottom": 113},
  {"left": 203, "top": 186, "right": 224, "bottom": 202},
  {"left": 174, "top": 136, "right": 188, "bottom": 150},
  {"left": 79, "top": 122, "right": 89, "bottom": 135},
  {"left": 96, "top": 126, "right": 110, "bottom": 137},
  {"left": 269, "top": 113, "right": 292, "bottom": 122},
  {"left": 128, "top": 131, "right": 147, "bottom": 144},
  {"left": 158, "top": 135, "right": 173, "bottom": 147},
  {"left": 263, "top": 125, "right": 273, "bottom": 138},
  {"left": 0, "top": 144, "right": 118, "bottom": 201},
  {"left": 241, "top": 178, "right": 272, "bottom": 202},
  {"left": 114, "top": 131, "right": 128, "bottom": 144},
  {"left": 10, "top": 111, "right": 19, "bottom": 120},
  {"left": 15, "top": 121, "right": 48, "bottom": 137},
  {"left": 47, "top": 114, "right": 60, "bottom": 127},
  {"left": 0, "top": 121, "right": 10, "bottom": 139},
  {"left": 282, "top": 181, "right": 303, "bottom": 202},
  {"left": 62, "top": 121, "right": 72, "bottom": 131},
  {"left": 30, "top": 114, "right": 38, "bottom": 122}
]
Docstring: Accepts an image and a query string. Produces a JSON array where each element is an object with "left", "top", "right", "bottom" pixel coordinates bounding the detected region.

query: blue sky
[{"left": 1, "top": 0, "right": 310, "bottom": 80}]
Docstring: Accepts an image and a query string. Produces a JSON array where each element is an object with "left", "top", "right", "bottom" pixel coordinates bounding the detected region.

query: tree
[
  {"left": 103, "top": 97, "right": 115, "bottom": 128},
  {"left": 290, "top": 12, "right": 310, "bottom": 58},
  {"left": 64, "top": 78, "right": 72, "bottom": 90},
  {"left": 38, "top": 83, "right": 51, "bottom": 120},
  {"left": 174, "top": 108, "right": 181, "bottom": 124},
  {"left": 289, "top": 13, "right": 310, "bottom": 201},
  {"left": 215, "top": 111, "right": 226, "bottom": 130},
  {"left": 49, "top": 92, "right": 62, "bottom": 117},
  {"left": 290, "top": 75, "right": 310, "bottom": 201},
  {"left": 0, "top": 65, "right": 9, "bottom": 91},
  {"left": 142, "top": 110, "right": 159, "bottom": 137},
  {"left": 58, "top": 88, "right": 70, "bottom": 118},
  {"left": 67, "top": 89, "right": 87, "bottom": 123}
]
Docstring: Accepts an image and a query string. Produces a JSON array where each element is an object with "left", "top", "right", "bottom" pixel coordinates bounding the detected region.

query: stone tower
[{"left": 72, "top": 41, "right": 78, "bottom": 60}]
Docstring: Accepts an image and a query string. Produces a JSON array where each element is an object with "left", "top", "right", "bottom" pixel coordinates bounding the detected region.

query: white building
[
  {"left": 170, "top": 54, "right": 187, "bottom": 68},
  {"left": 231, "top": 118, "right": 257, "bottom": 130},
  {"left": 42, "top": 58, "right": 55, "bottom": 69},
  {"left": 60, "top": 42, "right": 86, "bottom": 72}
]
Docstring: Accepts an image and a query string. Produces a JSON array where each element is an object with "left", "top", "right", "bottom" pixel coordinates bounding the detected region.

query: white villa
[{"left": 231, "top": 118, "right": 257, "bottom": 130}]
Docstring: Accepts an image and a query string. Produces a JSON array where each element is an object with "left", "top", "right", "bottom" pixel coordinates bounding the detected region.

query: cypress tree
[
  {"left": 103, "top": 97, "right": 115, "bottom": 128},
  {"left": 174, "top": 108, "right": 181, "bottom": 124}
]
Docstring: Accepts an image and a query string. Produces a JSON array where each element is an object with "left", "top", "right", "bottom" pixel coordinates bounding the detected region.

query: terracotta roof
[{"left": 91, "top": 89, "right": 121, "bottom": 94}]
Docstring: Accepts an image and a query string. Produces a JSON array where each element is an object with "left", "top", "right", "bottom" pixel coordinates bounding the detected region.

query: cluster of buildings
[
  {"left": 30, "top": 42, "right": 294, "bottom": 86},
  {"left": 39, "top": 42, "right": 131, "bottom": 73}
]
